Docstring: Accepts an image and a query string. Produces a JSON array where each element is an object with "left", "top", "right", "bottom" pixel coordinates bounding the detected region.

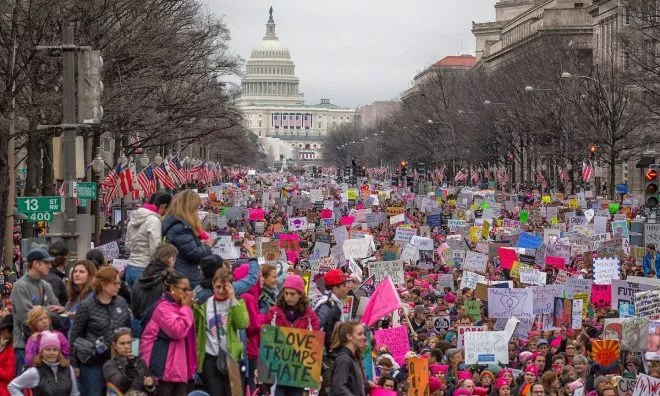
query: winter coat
[
  {"left": 0, "top": 344, "right": 15, "bottom": 396},
  {"left": 44, "top": 267, "right": 67, "bottom": 306},
  {"left": 263, "top": 305, "right": 320, "bottom": 331},
  {"left": 330, "top": 347, "right": 367, "bottom": 396},
  {"left": 193, "top": 259, "right": 260, "bottom": 304},
  {"left": 25, "top": 330, "right": 70, "bottom": 367},
  {"left": 103, "top": 356, "right": 155, "bottom": 394},
  {"left": 233, "top": 263, "right": 263, "bottom": 360},
  {"left": 643, "top": 252, "right": 660, "bottom": 278},
  {"left": 139, "top": 294, "right": 196, "bottom": 383},
  {"left": 193, "top": 297, "right": 249, "bottom": 372},
  {"left": 131, "top": 259, "right": 170, "bottom": 320},
  {"left": 8, "top": 363, "right": 78, "bottom": 396},
  {"left": 125, "top": 205, "right": 163, "bottom": 269},
  {"left": 69, "top": 293, "right": 131, "bottom": 368},
  {"left": 162, "top": 216, "right": 212, "bottom": 285},
  {"left": 314, "top": 294, "right": 343, "bottom": 350}
]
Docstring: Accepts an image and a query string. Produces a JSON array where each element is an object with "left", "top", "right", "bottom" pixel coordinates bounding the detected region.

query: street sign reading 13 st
[{"left": 17, "top": 196, "right": 62, "bottom": 214}]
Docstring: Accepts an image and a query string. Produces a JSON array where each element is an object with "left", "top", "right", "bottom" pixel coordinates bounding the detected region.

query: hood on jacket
[
  {"left": 234, "top": 263, "right": 260, "bottom": 300},
  {"left": 128, "top": 207, "right": 161, "bottom": 228},
  {"left": 162, "top": 215, "right": 190, "bottom": 235},
  {"left": 142, "top": 259, "right": 170, "bottom": 279},
  {"left": 136, "top": 264, "right": 168, "bottom": 292}
]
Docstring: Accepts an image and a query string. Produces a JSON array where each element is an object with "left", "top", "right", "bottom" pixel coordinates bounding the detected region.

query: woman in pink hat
[
  {"left": 263, "top": 274, "right": 320, "bottom": 396},
  {"left": 494, "top": 377, "right": 512, "bottom": 396}
]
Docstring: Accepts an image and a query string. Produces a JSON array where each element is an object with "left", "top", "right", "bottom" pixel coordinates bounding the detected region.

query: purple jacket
[
  {"left": 25, "top": 330, "right": 70, "bottom": 367},
  {"left": 139, "top": 294, "right": 196, "bottom": 382}
]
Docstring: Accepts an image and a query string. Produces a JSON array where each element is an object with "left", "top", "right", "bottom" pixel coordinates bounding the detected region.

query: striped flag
[
  {"left": 496, "top": 169, "right": 507, "bottom": 185},
  {"left": 557, "top": 165, "right": 569, "bottom": 184},
  {"left": 137, "top": 165, "right": 156, "bottom": 198},
  {"left": 582, "top": 162, "right": 594, "bottom": 182},
  {"left": 454, "top": 170, "right": 467, "bottom": 182},
  {"left": 168, "top": 157, "right": 185, "bottom": 184},
  {"left": 470, "top": 169, "right": 480, "bottom": 184},
  {"left": 101, "top": 163, "right": 123, "bottom": 204},
  {"left": 154, "top": 163, "right": 175, "bottom": 190},
  {"left": 118, "top": 166, "right": 135, "bottom": 196},
  {"left": 130, "top": 134, "right": 142, "bottom": 154},
  {"left": 535, "top": 169, "right": 548, "bottom": 188}
]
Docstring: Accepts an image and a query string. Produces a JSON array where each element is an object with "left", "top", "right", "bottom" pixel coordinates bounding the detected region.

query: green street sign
[
  {"left": 78, "top": 199, "right": 88, "bottom": 209},
  {"left": 17, "top": 196, "right": 62, "bottom": 214},
  {"left": 26, "top": 212, "right": 54, "bottom": 223},
  {"left": 77, "top": 182, "right": 97, "bottom": 200}
]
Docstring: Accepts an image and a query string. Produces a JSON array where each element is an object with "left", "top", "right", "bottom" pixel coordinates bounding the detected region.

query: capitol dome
[{"left": 239, "top": 8, "right": 303, "bottom": 106}]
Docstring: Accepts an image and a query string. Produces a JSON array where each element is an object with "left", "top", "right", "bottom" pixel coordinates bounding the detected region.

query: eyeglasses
[{"left": 172, "top": 285, "right": 191, "bottom": 292}]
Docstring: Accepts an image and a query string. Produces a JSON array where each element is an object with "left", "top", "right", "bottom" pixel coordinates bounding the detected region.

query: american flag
[
  {"left": 154, "top": 163, "right": 175, "bottom": 190},
  {"left": 295, "top": 114, "right": 301, "bottom": 128},
  {"left": 582, "top": 162, "right": 594, "bottom": 182},
  {"left": 198, "top": 162, "right": 210, "bottom": 185},
  {"left": 303, "top": 114, "right": 311, "bottom": 128},
  {"left": 496, "top": 169, "right": 507, "bottom": 185},
  {"left": 189, "top": 163, "right": 201, "bottom": 181},
  {"left": 130, "top": 135, "right": 142, "bottom": 154},
  {"left": 273, "top": 113, "right": 281, "bottom": 128},
  {"left": 101, "top": 164, "right": 123, "bottom": 204},
  {"left": 557, "top": 165, "right": 569, "bottom": 184},
  {"left": 535, "top": 169, "right": 548, "bottom": 188},
  {"left": 137, "top": 165, "right": 156, "bottom": 198},
  {"left": 168, "top": 157, "right": 185, "bottom": 184},
  {"left": 118, "top": 166, "right": 135, "bottom": 196},
  {"left": 454, "top": 170, "right": 467, "bottom": 182},
  {"left": 470, "top": 169, "right": 480, "bottom": 184},
  {"left": 282, "top": 113, "right": 289, "bottom": 128}
]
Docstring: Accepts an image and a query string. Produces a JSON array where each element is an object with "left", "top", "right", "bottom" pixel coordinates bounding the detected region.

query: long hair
[
  {"left": 26, "top": 306, "right": 50, "bottom": 332},
  {"left": 275, "top": 288, "right": 310, "bottom": 316},
  {"left": 34, "top": 351, "right": 69, "bottom": 367},
  {"left": 330, "top": 321, "right": 364, "bottom": 353},
  {"left": 93, "top": 266, "right": 119, "bottom": 295},
  {"left": 167, "top": 190, "right": 202, "bottom": 237},
  {"left": 110, "top": 328, "right": 133, "bottom": 359},
  {"left": 66, "top": 260, "right": 96, "bottom": 308}
]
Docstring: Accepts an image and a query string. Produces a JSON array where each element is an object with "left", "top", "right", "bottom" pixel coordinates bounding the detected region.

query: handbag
[
  {"left": 212, "top": 299, "right": 230, "bottom": 376},
  {"left": 73, "top": 337, "right": 96, "bottom": 363}
]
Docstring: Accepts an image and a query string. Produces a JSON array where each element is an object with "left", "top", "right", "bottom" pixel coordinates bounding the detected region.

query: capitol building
[{"left": 239, "top": 8, "right": 355, "bottom": 166}]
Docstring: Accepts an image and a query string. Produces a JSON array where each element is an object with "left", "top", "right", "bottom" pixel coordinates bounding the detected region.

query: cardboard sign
[
  {"left": 374, "top": 326, "right": 410, "bottom": 366},
  {"left": 257, "top": 325, "right": 324, "bottom": 389},
  {"left": 368, "top": 260, "right": 405, "bottom": 285},
  {"left": 592, "top": 339, "right": 620, "bottom": 367},
  {"left": 408, "top": 357, "right": 429, "bottom": 396}
]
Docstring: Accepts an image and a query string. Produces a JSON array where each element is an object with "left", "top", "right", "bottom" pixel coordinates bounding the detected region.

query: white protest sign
[
  {"left": 519, "top": 267, "right": 547, "bottom": 286},
  {"left": 593, "top": 257, "right": 620, "bottom": 285},
  {"left": 97, "top": 240, "right": 120, "bottom": 260},
  {"left": 287, "top": 217, "right": 309, "bottom": 231},
  {"left": 332, "top": 226, "right": 349, "bottom": 247},
  {"left": 464, "top": 318, "right": 517, "bottom": 365},
  {"left": 368, "top": 260, "right": 405, "bottom": 285},
  {"left": 438, "top": 273, "right": 455, "bottom": 290},
  {"left": 394, "top": 227, "right": 416, "bottom": 243},
  {"left": 488, "top": 288, "right": 534, "bottom": 319},
  {"left": 447, "top": 219, "right": 467, "bottom": 232},
  {"left": 632, "top": 374, "right": 660, "bottom": 396},
  {"left": 531, "top": 285, "right": 563, "bottom": 315},
  {"left": 311, "top": 242, "right": 331, "bottom": 259},
  {"left": 342, "top": 238, "right": 371, "bottom": 259},
  {"left": 544, "top": 229, "right": 561, "bottom": 244},
  {"left": 399, "top": 244, "right": 419, "bottom": 263},
  {"left": 212, "top": 236, "right": 241, "bottom": 259},
  {"left": 464, "top": 251, "right": 488, "bottom": 274},
  {"left": 645, "top": 223, "right": 660, "bottom": 248},
  {"left": 457, "top": 326, "right": 486, "bottom": 349},
  {"left": 410, "top": 236, "right": 434, "bottom": 251},
  {"left": 390, "top": 213, "right": 405, "bottom": 225},
  {"left": 460, "top": 271, "right": 486, "bottom": 290},
  {"left": 611, "top": 279, "right": 658, "bottom": 314},
  {"left": 572, "top": 299, "right": 583, "bottom": 329},
  {"left": 111, "top": 258, "right": 129, "bottom": 274},
  {"left": 635, "top": 289, "right": 660, "bottom": 320}
]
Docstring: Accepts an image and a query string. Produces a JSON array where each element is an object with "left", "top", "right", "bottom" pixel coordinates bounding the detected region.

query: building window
[
  {"left": 623, "top": 6, "right": 631, "bottom": 26},
  {"left": 623, "top": 51, "right": 631, "bottom": 70},
  {"left": 258, "top": 114, "right": 262, "bottom": 118},
  {"left": 318, "top": 123, "right": 322, "bottom": 128},
  {"left": 258, "top": 120, "right": 262, "bottom": 127},
  {"left": 574, "top": 3, "right": 584, "bottom": 7}
]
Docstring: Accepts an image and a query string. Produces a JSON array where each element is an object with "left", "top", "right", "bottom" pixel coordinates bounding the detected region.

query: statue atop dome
[{"left": 268, "top": 6, "right": 274, "bottom": 23}]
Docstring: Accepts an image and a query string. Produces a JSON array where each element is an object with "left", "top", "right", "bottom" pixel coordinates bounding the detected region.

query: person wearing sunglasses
[{"left": 140, "top": 271, "right": 196, "bottom": 396}]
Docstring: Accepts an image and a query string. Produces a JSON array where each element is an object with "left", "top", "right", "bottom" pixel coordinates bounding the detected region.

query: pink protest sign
[
  {"left": 498, "top": 247, "right": 518, "bottom": 270},
  {"left": 546, "top": 256, "right": 567, "bottom": 270},
  {"left": 591, "top": 284, "right": 611, "bottom": 309},
  {"left": 248, "top": 208, "right": 265, "bottom": 221},
  {"left": 340, "top": 216, "right": 355, "bottom": 226},
  {"left": 371, "top": 388, "right": 398, "bottom": 396},
  {"left": 374, "top": 326, "right": 410, "bottom": 366}
]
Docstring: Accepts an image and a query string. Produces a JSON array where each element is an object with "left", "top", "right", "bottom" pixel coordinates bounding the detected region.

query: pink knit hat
[
  {"left": 519, "top": 351, "right": 533, "bottom": 363},
  {"left": 550, "top": 337, "right": 562, "bottom": 348},
  {"left": 495, "top": 378, "right": 509, "bottom": 390},
  {"left": 445, "top": 292, "right": 457, "bottom": 304},
  {"left": 39, "top": 331, "right": 60, "bottom": 352},
  {"left": 458, "top": 370, "right": 473, "bottom": 380},
  {"left": 525, "top": 365, "right": 539, "bottom": 377},
  {"left": 430, "top": 364, "right": 449, "bottom": 375},
  {"left": 454, "top": 388, "right": 472, "bottom": 396},
  {"left": 282, "top": 274, "right": 305, "bottom": 294}
]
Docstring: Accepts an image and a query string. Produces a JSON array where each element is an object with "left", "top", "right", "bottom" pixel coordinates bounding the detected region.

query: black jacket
[
  {"left": 44, "top": 267, "right": 67, "bottom": 306},
  {"left": 314, "top": 294, "right": 343, "bottom": 351},
  {"left": 330, "top": 347, "right": 367, "bottom": 396},
  {"left": 69, "top": 293, "right": 132, "bottom": 367},
  {"left": 162, "top": 216, "right": 212, "bottom": 285},
  {"left": 103, "top": 356, "right": 155, "bottom": 394},
  {"left": 131, "top": 259, "right": 169, "bottom": 320}
]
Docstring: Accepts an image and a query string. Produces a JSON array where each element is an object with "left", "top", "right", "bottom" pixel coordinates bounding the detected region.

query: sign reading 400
[{"left": 17, "top": 196, "right": 62, "bottom": 214}]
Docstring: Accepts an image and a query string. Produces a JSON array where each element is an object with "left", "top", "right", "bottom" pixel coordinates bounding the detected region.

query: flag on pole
[
  {"left": 118, "top": 166, "right": 135, "bottom": 196},
  {"left": 168, "top": 157, "right": 185, "bottom": 184},
  {"left": 582, "top": 162, "right": 594, "bottom": 182},
  {"left": 535, "top": 169, "right": 548, "bottom": 188},
  {"left": 154, "top": 163, "right": 176, "bottom": 190},
  {"left": 359, "top": 277, "right": 401, "bottom": 326},
  {"left": 557, "top": 165, "right": 569, "bottom": 184},
  {"left": 470, "top": 169, "right": 480, "bottom": 184},
  {"left": 137, "top": 165, "right": 156, "bottom": 198},
  {"left": 454, "top": 170, "right": 467, "bottom": 182}
]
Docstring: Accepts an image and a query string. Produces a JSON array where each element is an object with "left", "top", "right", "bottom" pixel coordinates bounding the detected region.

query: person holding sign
[
  {"left": 262, "top": 274, "right": 320, "bottom": 396},
  {"left": 329, "top": 321, "right": 371, "bottom": 396}
]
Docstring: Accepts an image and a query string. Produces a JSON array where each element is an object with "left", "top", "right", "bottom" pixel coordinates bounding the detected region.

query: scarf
[{"left": 260, "top": 287, "right": 277, "bottom": 311}]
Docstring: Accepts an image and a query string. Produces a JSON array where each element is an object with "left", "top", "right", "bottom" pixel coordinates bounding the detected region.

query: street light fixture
[
  {"left": 154, "top": 153, "right": 163, "bottom": 166},
  {"left": 561, "top": 72, "right": 598, "bottom": 83},
  {"left": 92, "top": 148, "right": 104, "bottom": 175},
  {"left": 139, "top": 152, "right": 150, "bottom": 168}
]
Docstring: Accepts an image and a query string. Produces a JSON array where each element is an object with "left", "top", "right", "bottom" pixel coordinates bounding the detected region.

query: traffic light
[
  {"left": 78, "top": 50, "right": 103, "bottom": 124},
  {"left": 645, "top": 167, "right": 659, "bottom": 208}
]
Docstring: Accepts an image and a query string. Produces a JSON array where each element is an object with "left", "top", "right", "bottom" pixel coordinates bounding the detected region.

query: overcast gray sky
[{"left": 207, "top": 0, "right": 495, "bottom": 108}]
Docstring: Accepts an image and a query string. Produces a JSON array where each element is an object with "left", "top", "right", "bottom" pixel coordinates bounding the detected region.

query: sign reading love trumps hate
[{"left": 257, "top": 325, "right": 324, "bottom": 389}]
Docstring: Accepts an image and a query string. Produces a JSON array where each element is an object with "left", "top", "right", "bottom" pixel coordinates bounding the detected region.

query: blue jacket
[
  {"left": 643, "top": 253, "right": 660, "bottom": 278},
  {"left": 162, "top": 216, "right": 213, "bottom": 286}
]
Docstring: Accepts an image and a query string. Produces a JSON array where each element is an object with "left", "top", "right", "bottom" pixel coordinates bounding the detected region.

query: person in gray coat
[{"left": 329, "top": 321, "right": 371, "bottom": 396}]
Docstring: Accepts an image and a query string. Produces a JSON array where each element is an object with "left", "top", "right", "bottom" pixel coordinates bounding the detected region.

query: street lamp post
[{"left": 91, "top": 148, "right": 105, "bottom": 245}]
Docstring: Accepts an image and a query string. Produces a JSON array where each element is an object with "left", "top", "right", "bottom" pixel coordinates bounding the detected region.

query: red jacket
[
  {"left": 263, "top": 305, "right": 320, "bottom": 331},
  {"left": 0, "top": 345, "right": 15, "bottom": 396}
]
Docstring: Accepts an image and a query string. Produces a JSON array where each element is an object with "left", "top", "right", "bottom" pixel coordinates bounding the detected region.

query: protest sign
[
  {"left": 342, "top": 238, "right": 371, "bottom": 259},
  {"left": 592, "top": 284, "right": 612, "bottom": 309},
  {"left": 460, "top": 271, "right": 486, "bottom": 290},
  {"left": 632, "top": 374, "right": 660, "bottom": 396},
  {"left": 618, "top": 377, "right": 637, "bottom": 396},
  {"left": 572, "top": 299, "right": 583, "bottom": 329},
  {"left": 390, "top": 213, "right": 405, "bottom": 225},
  {"left": 257, "top": 325, "right": 324, "bottom": 389},
  {"left": 647, "top": 321, "right": 660, "bottom": 362},
  {"left": 438, "top": 273, "right": 454, "bottom": 291},
  {"left": 385, "top": 207, "right": 404, "bottom": 216},
  {"left": 645, "top": 223, "right": 660, "bottom": 248},
  {"left": 520, "top": 267, "right": 547, "bottom": 286},
  {"left": 111, "top": 258, "right": 129, "bottom": 274},
  {"left": 503, "top": 218, "right": 521, "bottom": 229},
  {"left": 447, "top": 219, "right": 467, "bottom": 232},
  {"left": 552, "top": 297, "right": 573, "bottom": 329},
  {"left": 457, "top": 326, "right": 486, "bottom": 349},
  {"left": 399, "top": 243, "right": 419, "bottom": 263},
  {"left": 212, "top": 236, "right": 240, "bottom": 260},
  {"left": 408, "top": 357, "right": 429, "bottom": 396},
  {"left": 410, "top": 235, "right": 434, "bottom": 251},
  {"left": 464, "top": 329, "right": 511, "bottom": 364},
  {"left": 368, "top": 260, "right": 405, "bottom": 285},
  {"left": 394, "top": 227, "right": 416, "bottom": 243},
  {"left": 427, "top": 214, "right": 442, "bottom": 227},
  {"left": 464, "top": 251, "right": 488, "bottom": 274},
  {"left": 497, "top": 247, "right": 518, "bottom": 270},
  {"left": 372, "top": 389, "right": 398, "bottom": 396},
  {"left": 310, "top": 242, "right": 331, "bottom": 259},
  {"left": 516, "top": 232, "right": 543, "bottom": 249},
  {"left": 635, "top": 289, "right": 660, "bottom": 319},
  {"left": 592, "top": 339, "right": 620, "bottom": 367},
  {"left": 565, "top": 278, "right": 593, "bottom": 298},
  {"left": 531, "top": 285, "right": 563, "bottom": 315},
  {"left": 374, "top": 326, "right": 410, "bottom": 366},
  {"left": 488, "top": 288, "right": 534, "bottom": 319},
  {"left": 594, "top": 257, "right": 621, "bottom": 285},
  {"left": 332, "top": 226, "right": 349, "bottom": 247},
  {"left": 620, "top": 317, "right": 649, "bottom": 352},
  {"left": 433, "top": 316, "right": 451, "bottom": 332},
  {"left": 97, "top": 240, "right": 120, "bottom": 260},
  {"left": 465, "top": 300, "right": 481, "bottom": 322},
  {"left": 288, "top": 217, "right": 309, "bottom": 231},
  {"left": 611, "top": 279, "right": 658, "bottom": 316}
]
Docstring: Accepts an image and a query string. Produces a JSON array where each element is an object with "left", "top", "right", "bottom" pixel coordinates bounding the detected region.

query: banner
[
  {"left": 257, "top": 325, "right": 324, "bottom": 389},
  {"left": 374, "top": 326, "right": 410, "bottom": 366}
]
